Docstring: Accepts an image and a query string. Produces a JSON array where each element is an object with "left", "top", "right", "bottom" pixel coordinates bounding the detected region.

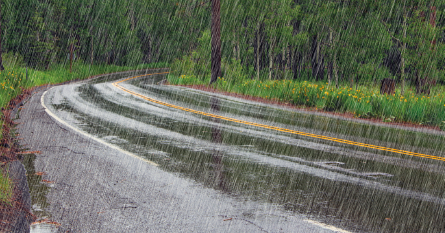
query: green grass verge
[
  {"left": 0, "top": 61, "right": 168, "bottom": 205},
  {"left": 168, "top": 74, "right": 445, "bottom": 130}
]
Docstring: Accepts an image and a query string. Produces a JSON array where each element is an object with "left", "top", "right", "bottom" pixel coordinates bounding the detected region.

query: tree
[
  {"left": 263, "top": 0, "right": 298, "bottom": 80},
  {"left": 210, "top": 0, "right": 221, "bottom": 84},
  {"left": 0, "top": 0, "right": 4, "bottom": 71},
  {"left": 381, "top": 1, "right": 444, "bottom": 94}
]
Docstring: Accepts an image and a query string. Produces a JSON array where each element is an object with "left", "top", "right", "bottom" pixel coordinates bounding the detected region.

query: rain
[{"left": 0, "top": 0, "right": 445, "bottom": 232}]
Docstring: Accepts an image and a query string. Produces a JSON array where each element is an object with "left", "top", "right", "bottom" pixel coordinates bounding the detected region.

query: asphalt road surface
[{"left": 17, "top": 69, "right": 445, "bottom": 232}]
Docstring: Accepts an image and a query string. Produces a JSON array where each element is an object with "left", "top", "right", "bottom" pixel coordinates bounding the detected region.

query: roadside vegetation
[{"left": 168, "top": 73, "right": 445, "bottom": 130}]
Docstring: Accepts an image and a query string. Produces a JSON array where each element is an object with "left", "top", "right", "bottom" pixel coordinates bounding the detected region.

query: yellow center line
[{"left": 112, "top": 72, "right": 445, "bottom": 162}]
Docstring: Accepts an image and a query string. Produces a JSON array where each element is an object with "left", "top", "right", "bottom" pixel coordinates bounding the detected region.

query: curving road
[{"left": 18, "top": 69, "right": 445, "bottom": 232}]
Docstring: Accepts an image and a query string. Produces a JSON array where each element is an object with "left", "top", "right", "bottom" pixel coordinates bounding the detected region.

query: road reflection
[{"left": 210, "top": 96, "right": 227, "bottom": 192}]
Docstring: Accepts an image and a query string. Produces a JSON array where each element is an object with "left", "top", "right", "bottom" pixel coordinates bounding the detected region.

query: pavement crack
[
  {"left": 233, "top": 218, "right": 269, "bottom": 233},
  {"left": 219, "top": 215, "right": 269, "bottom": 233},
  {"left": 110, "top": 198, "right": 138, "bottom": 209},
  {"left": 42, "top": 146, "right": 85, "bottom": 154}
]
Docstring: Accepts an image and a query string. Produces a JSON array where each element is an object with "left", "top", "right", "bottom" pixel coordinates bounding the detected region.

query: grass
[
  {"left": 0, "top": 169, "right": 12, "bottom": 205},
  {"left": 168, "top": 74, "right": 445, "bottom": 130},
  {"left": 0, "top": 60, "right": 168, "bottom": 206}
]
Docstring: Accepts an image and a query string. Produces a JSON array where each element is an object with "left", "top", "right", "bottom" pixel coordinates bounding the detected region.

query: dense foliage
[
  {"left": 170, "top": 0, "right": 445, "bottom": 92},
  {"left": 2, "top": 0, "right": 209, "bottom": 68},
  {"left": 2, "top": 0, "right": 444, "bottom": 88}
]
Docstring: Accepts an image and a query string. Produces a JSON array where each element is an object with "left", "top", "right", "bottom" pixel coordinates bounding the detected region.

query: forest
[
  {"left": 2, "top": 0, "right": 443, "bottom": 85},
  {"left": 1, "top": 0, "right": 445, "bottom": 127}
]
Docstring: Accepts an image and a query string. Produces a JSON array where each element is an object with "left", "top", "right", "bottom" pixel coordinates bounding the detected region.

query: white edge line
[
  {"left": 304, "top": 219, "right": 352, "bottom": 233},
  {"left": 40, "top": 88, "right": 159, "bottom": 167}
]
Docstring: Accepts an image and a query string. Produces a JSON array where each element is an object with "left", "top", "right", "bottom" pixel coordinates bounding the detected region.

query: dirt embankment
[{"left": 0, "top": 87, "right": 37, "bottom": 232}]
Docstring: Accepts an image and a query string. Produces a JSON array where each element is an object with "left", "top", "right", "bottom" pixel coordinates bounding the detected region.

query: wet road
[{"left": 21, "top": 69, "right": 445, "bottom": 232}]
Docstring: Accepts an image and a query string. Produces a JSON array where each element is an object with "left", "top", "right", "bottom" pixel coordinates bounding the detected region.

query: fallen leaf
[
  {"left": 35, "top": 172, "right": 46, "bottom": 176},
  {"left": 41, "top": 179, "right": 54, "bottom": 184},
  {"left": 17, "top": 150, "right": 41, "bottom": 154},
  {"left": 31, "top": 219, "right": 61, "bottom": 227},
  {"left": 223, "top": 218, "right": 232, "bottom": 221},
  {"left": 385, "top": 218, "right": 392, "bottom": 221}
]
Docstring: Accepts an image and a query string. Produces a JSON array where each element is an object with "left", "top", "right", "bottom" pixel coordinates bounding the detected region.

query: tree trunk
[
  {"left": 232, "top": 32, "right": 237, "bottom": 60},
  {"left": 130, "top": 3, "right": 135, "bottom": 31},
  {"left": 400, "top": 11, "right": 407, "bottom": 95},
  {"left": 70, "top": 43, "right": 73, "bottom": 73},
  {"left": 311, "top": 35, "right": 324, "bottom": 81},
  {"left": 311, "top": 35, "right": 318, "bottom": 79},
  {"left": 0, "top": 0, "right": 4, "bottom": 71},
  {"left": 334, "top": 53, "right": 339, "bottom": 88},
  {"left": 237, "top": 40, "right": 240, "bottom": 61},
  {"left": 90, "top": 36, "right": 94, "bottom": 66},
  {"left": 316, "top": 41, "right": 324, "bottom": 81},
  {"left": 293, "top": 50, "right": 302, "bottom": 80},
  {"left": 287, "top": 45, "right": 292, "bottom": 72},
  {"left": 327, "top": 29, "right": 333, "bottom": 85},
  {"left": 210, "top": 0, "right": 221, "bottom": 84},
  {"left": 268, "top": 39, "right": 275, "bottom": 80},
  {"left": 282, "top": 45, "right": 286, "bottom": 77},
  {"left": 327, "top": 62, "right": 333, "bottom": 85},
  {"left": 256, "top": 29, "right": 260, "bottom": 80}
]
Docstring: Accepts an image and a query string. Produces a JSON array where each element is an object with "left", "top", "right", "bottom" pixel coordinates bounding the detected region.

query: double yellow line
[{"left": 113, "top": 72, "right": 445, "bottom": 162}]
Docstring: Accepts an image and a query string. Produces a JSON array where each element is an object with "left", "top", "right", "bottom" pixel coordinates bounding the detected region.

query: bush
[
  {"left": 170, "top": 55, "right": 195, "bottom": 77},
  {"left": 3, "top": 52, "right": 25, "bottom": 68},
  {"left": 357, "top": 63, "right": 392, "bottom": 84}
]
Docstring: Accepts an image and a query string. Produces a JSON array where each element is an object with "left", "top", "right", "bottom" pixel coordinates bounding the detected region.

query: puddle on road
[
  {"left": 21, "top": 153, "right": 59, "bottom": 233},
  {"left": 30, "top": 223, "right": 59, "bottom": 233}
]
